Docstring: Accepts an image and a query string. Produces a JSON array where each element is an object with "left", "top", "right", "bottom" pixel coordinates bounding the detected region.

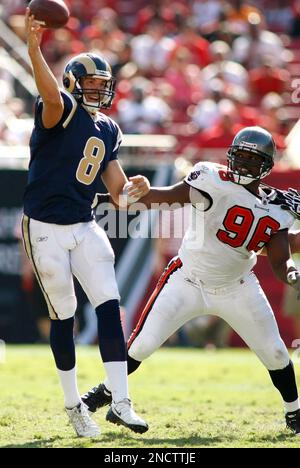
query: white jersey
[{"left": 179, "top": 162, "right": 294, "bottom": 288}]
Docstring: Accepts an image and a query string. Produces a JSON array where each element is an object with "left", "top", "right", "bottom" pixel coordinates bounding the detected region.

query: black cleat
[
  {"left": 82, "top": 383, "right": 112, "bottom": 413},
  {"left": 286, "top": 409, "right": 300, "bottom": 435}
]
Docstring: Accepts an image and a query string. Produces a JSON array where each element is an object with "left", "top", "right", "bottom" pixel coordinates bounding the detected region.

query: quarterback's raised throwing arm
[{"left": 26, "top": 11, "right": 64, "bottom": 128}]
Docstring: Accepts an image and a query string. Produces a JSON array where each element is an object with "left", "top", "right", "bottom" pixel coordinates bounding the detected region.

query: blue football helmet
[{"left": 63, "top": 53, "right": 116, "bottom": 111}]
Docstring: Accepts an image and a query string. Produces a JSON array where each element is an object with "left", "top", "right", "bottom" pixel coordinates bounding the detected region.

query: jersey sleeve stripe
[
  {"left": 21, "top": 215, "right": 59, "bottom": 320},
  {"left": 113, "top": 126, "right": 123, "bottom": 152},
  {"left": 62, "top": 91, "right": 78, "bottom": 128},
  {"left": 127, "top": 257, "right": 183, "bottom": 350}
]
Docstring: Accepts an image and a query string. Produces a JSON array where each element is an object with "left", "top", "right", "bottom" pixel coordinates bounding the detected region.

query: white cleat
[
  {"left": 66, "top": 402, "right": 101, "bottom": 438},
  {"left": 106, "top": 398, "right": 149, "bottom": 434}
]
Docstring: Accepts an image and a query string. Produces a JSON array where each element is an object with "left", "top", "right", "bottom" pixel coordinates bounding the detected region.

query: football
[{"left": 28, "top": 0, "right": 70, "bottom": 29}]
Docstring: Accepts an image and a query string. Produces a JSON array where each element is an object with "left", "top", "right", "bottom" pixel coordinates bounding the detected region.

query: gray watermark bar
[{"left": 95, "top": 202, "right": 205, "bottom": 247}]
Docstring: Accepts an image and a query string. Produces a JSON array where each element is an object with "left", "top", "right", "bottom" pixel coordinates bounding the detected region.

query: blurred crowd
[{"left": 0, "top": 0, "right": 300, "bottom": 158}]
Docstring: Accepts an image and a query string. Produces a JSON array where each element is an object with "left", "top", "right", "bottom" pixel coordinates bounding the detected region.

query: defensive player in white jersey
[{"left": 83, "top": 126, "right": 300, "bottom": 435}]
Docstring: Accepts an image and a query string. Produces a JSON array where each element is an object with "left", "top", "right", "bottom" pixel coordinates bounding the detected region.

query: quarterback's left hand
[
  {"left": 277, "top": 188, "right": 300, "bottom": 220},
  {"left": 287, "top": 270, "right": 300, "bottom": 299}
]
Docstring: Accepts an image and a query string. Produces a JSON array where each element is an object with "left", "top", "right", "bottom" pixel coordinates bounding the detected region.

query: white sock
[
  {"left": 57, "top": 367, "right": 81, "bottom": 409},
  {"left": 103, "top": 361, "right": 129, "bottom": 403},
  {"left": 284, "top": 398, "right": 300, "bottom": 414},
  {"left": 103, "top": 377, "right": 111, "bottom": 393}
]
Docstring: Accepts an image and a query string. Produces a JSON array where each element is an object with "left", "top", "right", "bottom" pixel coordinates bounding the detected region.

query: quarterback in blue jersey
[
  {"left": 24, "top": 91, "right": 123, "bottom": 224},
  {"left": 22, "top": 10, "right": 149, "bottom": 438}
]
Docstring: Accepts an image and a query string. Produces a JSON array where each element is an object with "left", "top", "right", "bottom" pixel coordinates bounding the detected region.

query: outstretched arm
[
  {"left": 138, "top": 181, "right": 191, "bottom": 208},
  {"left": 93, "top": 181, "right": 192, "bottom": 210},
  {"left": 26, "top": 8, "right": 64, "bottom": 128},
  {"left": 101, "top": 160, "right": 150, "bottom": 207}
]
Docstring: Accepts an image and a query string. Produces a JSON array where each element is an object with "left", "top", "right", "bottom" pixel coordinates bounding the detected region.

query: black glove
[{"left": 276, "top": 188, "right": 300, "bottom": 220}]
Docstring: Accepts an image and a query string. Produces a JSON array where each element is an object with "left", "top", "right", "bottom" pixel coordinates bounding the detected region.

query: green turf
[{"left": 0, "top": 346, "right": 299, "bottom": 448}]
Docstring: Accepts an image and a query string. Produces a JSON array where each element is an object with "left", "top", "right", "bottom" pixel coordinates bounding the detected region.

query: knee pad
[
  {"left": 260, "top": 341, "right": 290, "bottom": 371},
  {"left": 44, "top": 293, "right": 77, "bottom": 321},
  {"left": 57, "top": 295, "right": 77, "bottom": 320},
  {"left": 129, "top": 333, "right": 158, "bottom": 362}
]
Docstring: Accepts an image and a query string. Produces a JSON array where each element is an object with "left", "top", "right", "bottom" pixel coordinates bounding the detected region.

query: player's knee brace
[
  {"left": 95, "top": 300, "right": 126, "bottom": 362},
  {"left": 50, "top": 317, "right": 75, "bottom": 371},
  {"left": 129, "top": 333, "right": 158, "bottom": 362}
]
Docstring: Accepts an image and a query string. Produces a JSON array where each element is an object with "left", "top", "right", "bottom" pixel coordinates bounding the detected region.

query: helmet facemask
[
  {"left": 227, "top": 147, "right": 273, "bottom": 185},
  {"left": 75, "top": 75, "right": 115, "bottom": 114}
]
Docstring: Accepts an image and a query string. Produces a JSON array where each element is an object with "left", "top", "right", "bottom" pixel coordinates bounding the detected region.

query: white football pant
[
  {"left": 128, "top": 258, "right": 290, "bottom": 371},
  {"left": 22, "top": 216, "right": 120, "bottom": 320}
]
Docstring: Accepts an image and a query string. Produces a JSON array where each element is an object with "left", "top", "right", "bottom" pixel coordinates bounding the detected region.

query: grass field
[{"left": 0, "top": 346, "right": 299, "bottom": 448}]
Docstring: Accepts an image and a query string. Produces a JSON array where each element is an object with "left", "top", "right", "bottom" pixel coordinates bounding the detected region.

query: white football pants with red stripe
[{"left": 128, "top": 257, "right": 290, "bottom": 371}]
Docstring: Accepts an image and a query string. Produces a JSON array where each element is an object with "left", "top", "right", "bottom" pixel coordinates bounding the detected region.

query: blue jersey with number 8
[{"left": 24, "top": 90, "right": 122, "bottom": 224}]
